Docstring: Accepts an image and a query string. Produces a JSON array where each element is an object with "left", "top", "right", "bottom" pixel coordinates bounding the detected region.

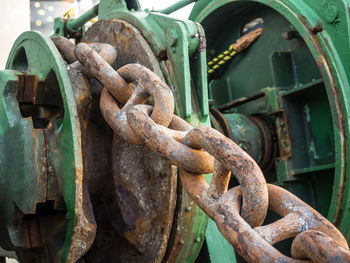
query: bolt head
[{"left": 322, "top": 4, "right": 339, "bottom": 23}]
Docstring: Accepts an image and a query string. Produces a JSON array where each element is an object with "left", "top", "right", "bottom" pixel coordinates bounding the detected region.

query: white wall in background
[
  {"left": 0, "top": 0, "right": 193, "bottom": 69},
  {"left": 0, "top": 0, "right": 30, "bottom": 69},
  {"left": 139, "top": 0, "right": 194, "bottom": 20},
  {"left": 0, "top": 0, "right": 29, "bottom": 259}
]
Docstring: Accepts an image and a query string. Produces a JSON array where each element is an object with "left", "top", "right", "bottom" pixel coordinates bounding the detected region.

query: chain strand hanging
[{"left": 52, "top": 36, "right": 350, "bottom": 263}]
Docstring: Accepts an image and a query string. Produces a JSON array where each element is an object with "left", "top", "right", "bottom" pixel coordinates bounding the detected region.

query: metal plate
[
  {"left": 3, "top": 31, "right": 95, "bottom": 262},
  {"left": 83, "top": 19, "right": 177, "bottom": 263},
  {"left": 190, "top": 0, "right": 350, "bottom": 259}
]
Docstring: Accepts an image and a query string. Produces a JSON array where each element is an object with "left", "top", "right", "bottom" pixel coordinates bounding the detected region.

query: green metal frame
[
  {"left": 1, "top": 31, "right": 90, "bottom": 262},
  {"left": 98, "top": 0, "right": 208, "bottom": 122},
  {"left": 51, "top": 0, "right": 211, "bottom": 261},
  {"left": 3, "top": 0, "right": 350, "bottom": 262},
  {"left": 95, "top": 2, "right": 211, "bottom": 261},
  {"left": 190, "top": 0, "right": 350, "bottom": 260}
]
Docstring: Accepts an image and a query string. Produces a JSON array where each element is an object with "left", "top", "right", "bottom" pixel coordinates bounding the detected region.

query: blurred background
[{"left": 0, "top": 0, "right": 194, "bottom": 69}]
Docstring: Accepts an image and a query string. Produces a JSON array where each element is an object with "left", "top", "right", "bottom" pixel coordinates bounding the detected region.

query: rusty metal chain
[{"left": 52, "top": 36, "right": 350, "bottom": 262}]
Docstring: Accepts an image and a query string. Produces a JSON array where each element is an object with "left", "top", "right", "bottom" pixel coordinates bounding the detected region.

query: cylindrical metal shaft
[
  {"left": 66, "top": 4, "right": 99, "bottom": 33},
  {"left": 160, "top": 0, "right": 196, "bottom": 15}
]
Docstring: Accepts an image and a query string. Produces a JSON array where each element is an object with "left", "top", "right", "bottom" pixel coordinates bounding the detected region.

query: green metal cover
[{"left": 190, "top": 0, "right": 350, "bottom": 260}]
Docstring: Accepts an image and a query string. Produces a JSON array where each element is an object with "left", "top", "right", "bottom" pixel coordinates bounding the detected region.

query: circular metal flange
[
  {"left": 191, "top": 0, "right": 350, "bottom": 256},
  {"left": 82, "top": 19, "right": 177, "bottom": 263},
  {"left": 84, "top": 19, "right": 164, "bottom": 80},
  {"left": 1, "top": 31, "right": 95, "bottom": 262},
  {"left": 249, "top": 113, "right": 278, "bottom": 172}
]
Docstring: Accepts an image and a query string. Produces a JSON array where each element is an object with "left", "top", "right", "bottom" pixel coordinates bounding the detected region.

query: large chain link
[{"left": 53, "top": 36, "right": 350, "bottom": 262}]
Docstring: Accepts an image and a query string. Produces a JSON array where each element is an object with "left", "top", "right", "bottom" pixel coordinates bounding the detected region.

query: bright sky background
[
  {"left": 0, "top": 0, "right": 194, "bottom": 69},
  {"left": 0, "top": 0, "right": 30, "bottom": 69},
  {"left": 139, "top": 0, "right": 194, "bottom": 20}
]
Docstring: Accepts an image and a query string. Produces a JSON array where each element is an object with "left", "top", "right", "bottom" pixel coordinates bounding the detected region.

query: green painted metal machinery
[
  {"left": 0, "top": 0, "right": 350, "bottom": 262},
  {"left": 190, "top": 0, "right": 350, "bottom": 260}
]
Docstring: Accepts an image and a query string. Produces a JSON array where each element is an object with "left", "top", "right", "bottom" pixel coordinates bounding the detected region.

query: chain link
[{"left": 53, "top": 36, "right": 350, "bottom": 262}]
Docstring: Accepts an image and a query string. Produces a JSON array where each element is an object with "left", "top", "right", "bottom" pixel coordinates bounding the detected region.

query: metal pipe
[
  {"left": 159, "top": 0, "right": 196, "bottom": 15},
  {"left": 66, "top": 4, "right": 99, "bottom": 33}
]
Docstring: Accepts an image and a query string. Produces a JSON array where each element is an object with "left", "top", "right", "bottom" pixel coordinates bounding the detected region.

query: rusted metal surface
[
  {"left": 127, "top": 105, "right": 214, "bottom": 174},
  {"left": 77, "top": 19, "right": 178, "bottom": 263},
  {"left": 291, "top": 230, "right": 350, "bottom": 262},
  {"left": 77, "top": 77, "right": 118, "bottom": 263},
  {"left": 271, "top": 110, "right": 292, "bottom": 159},
  {"left": 65, "top": 66, "right": 97, "bottom": 262},
  {"left": 296, "top": 12, "right": 349, "bottom": 230},
  {"left": 254, "top": 184, "right": 348, "bottom": 248},
  {"left": 51, "top": 36, "right": 117, "bottom": 65},
  {"left": 74, "top": 32, "right": 204, "bottom": 261},
  {"left": 127, "top": 107, "right": 267, "bottom": 226},
  {"left": 75, "top": 43, "right": 133, "bottom": 105},
  {"left": 125, "top": 93, "right": 350, "bottom": 261},
  {"left": 179, "top": 126, "right": 268, "bottom": 227},
  {"left": 250, "top": 114, "right": 278, "bottom": 172},
  {"left": 45, "top": 40, "right": 98, "bottom": 260},
  {"left": 78, "top": 63, "right": 177, "bottom": 262},
  {"left": 92, "top": 57, "right": 349, "bottom": 261},
  {"left": 51, "top": 35, "right": 118, "bottom": 79},
  {"left": 207, "top": 184, "right": 350, "bottom": 262},
  {"left": 209, "top": 108, "right": 231, "bottom": 138},
  {"left": 22, "top": 218, "right": 44, "bottom": 249},
  {"left": 71, "top": 42, "right": 118, "bottom": 78},
  {"left": 83, "top": 19, "right": 165, "bottom": 80},
  {"left": 51, "top": 36, "right": 77, "bottom": 64},
  {"left": 111, "top": 136, "right": 177, "bottom": 262},
  {"left": 16, "top": 74, "right": 38, "bottom": 104},
  {"left": 232, "top": 27, "right": 263, "bottom": 52},
  {"left": 98, "top": 64, "right": 175, "bottom": 144},
  {"left": 51, "top": 25, "right": 350, "bottom": 262}
]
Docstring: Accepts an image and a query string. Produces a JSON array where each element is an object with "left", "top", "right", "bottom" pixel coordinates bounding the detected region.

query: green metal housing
[
  {"left": 0, "top": 31, "right": 95, "bottom": 261},
  {"left": 1, "top": 0, "right": 350, "bottom": 262},
  {"left": 190, "top": 0, "right": 350, "bottom": 260}
]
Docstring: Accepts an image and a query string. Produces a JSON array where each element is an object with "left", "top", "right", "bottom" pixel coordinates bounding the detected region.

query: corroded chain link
[{"left": 52, "top": 36, "right": 350, "bottom": 262}]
